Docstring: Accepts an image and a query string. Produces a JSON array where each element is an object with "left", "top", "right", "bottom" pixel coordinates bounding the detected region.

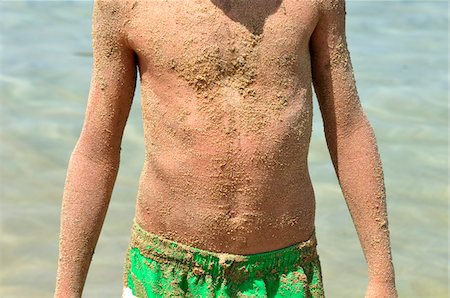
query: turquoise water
[{"left": 0, "top": 0, "right": 448, "bottom": 297}]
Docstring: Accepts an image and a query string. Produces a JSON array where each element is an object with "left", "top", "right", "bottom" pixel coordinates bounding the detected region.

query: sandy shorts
[{"left": 122, "top": 218, "right": 325, "bottom": 298}]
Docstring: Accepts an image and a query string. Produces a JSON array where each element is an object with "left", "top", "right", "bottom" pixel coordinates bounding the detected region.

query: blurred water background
[{"left": 0, "top": 0, "right": 448, "bottom": 297}]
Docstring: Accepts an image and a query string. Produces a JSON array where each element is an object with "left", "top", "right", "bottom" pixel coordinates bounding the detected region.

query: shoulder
[
  {"left": 312, "top": 0, "right": 346, "bottom": 29},
  {"left": 92, "top": 0, "right": 135, "bottom": 26},
  {"left": 315, "top": 0, "right": 346, "bottom": 15},
  {"left": 93, "top": 0, "right": 135, "bottom": 11},
  {"left": 92, "top": 0, "right": 136, "bottom": 43}
]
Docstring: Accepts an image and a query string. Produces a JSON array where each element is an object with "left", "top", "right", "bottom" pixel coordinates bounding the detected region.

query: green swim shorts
[{"left": 122, "top": 219, "right": 325, "bottom": 298}]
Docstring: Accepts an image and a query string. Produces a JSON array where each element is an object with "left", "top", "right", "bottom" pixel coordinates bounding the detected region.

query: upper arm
[
  {"left": 309, "top": 0, "right": 367, "bottom": 139},
  {"left": 75, "top": 0, "right": 137, "bottom": 162}
]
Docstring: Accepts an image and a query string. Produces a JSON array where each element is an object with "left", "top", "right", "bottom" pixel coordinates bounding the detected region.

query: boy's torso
[{"left": 125, "top": 0, "right": 321, "bottom": 254}]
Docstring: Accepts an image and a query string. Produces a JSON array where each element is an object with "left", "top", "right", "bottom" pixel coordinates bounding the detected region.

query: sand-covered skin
[
  {"left": 128, "top": 0, "right": 320, "bottom": 255},
  {"left": 310, "top": 0, "right": 396, "bottom": 292},
  {"left": 56, "top": 0, "right": 396, "bottom": 296}
]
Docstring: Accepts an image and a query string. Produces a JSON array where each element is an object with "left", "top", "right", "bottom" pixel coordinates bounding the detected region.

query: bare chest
[
  {"left": 125, "top": 0, "right": 320, "bottom": 156},
  {"left": 126, "top": 0, "right": 320, "bottom": 87}
]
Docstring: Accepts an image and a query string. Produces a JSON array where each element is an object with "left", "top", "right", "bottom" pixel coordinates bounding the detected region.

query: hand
[{"left": 364, "top": 279, "right": 398, "bottom": 298}]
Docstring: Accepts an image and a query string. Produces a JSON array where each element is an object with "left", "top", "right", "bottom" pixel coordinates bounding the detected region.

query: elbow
[
  {"left": 325, "top": 109, "right": 371, "bottom": 141},
  {"left": 324, "top": 114, "right": 380, "bottom": 175},
  {"left": 72, "top": 134, "right": 121, "bottom": 167},
  {"left": 340, "top": 113, "right": 371, "bottom": 140},
  {"left": 324, "top": 113, "right": 375, "bottom": 156}
]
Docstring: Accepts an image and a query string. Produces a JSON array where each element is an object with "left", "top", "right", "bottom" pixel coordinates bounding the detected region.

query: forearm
[
  {"left": 55, "top": 148, "right": 120, "bottom": 298},
  {"left": 326, "top": 115, "right": 396, "bottom": 284}
]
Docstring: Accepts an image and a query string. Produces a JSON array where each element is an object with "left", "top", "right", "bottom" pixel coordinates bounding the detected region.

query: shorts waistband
[{"left": 128, "top": 218, "right": 319, "bottom": 284}]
